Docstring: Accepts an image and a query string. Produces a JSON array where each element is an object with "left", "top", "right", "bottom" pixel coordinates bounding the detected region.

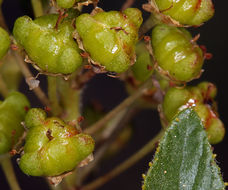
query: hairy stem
[
  {"left": 0, "top": 74, "right": 9, "bottom": 98},
  {"left": 31, "top": 0, "right": 43, "bottom": 17},
  {"left": 48, "top": 76, "right": 62, "bottom": 116},
  {"left": 13, "top": 50, "right": 50, "bottom": 106},
  {"left": 82, "top": 130, "right": 164, "bottom": 190},
  {"left": 85, "top": 78, "right": 153, "bottom": 135},
  {"left": 1, "top": 156, "right": 21, "bottom": 190}
]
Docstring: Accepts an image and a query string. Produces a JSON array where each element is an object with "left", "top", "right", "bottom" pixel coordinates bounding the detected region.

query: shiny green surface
[
  {"left": 155, "top": 0, "right": 214, "bottom": 25},
  {"left": 56, "top": 0, "right": 76, "bottom": 8},
  {"left": 13, "top": 14, "right": 82, "bottom": 74},
  {"left": 144, "top": 109, "right": 225, "bottom": 190},
  {"left": 0, "top": 92, "right": 30, "bottom": 154},
  {"left": 152, "top": 24, "right": 204, "bottom": 82},
  {"left": 20, "top": 108, "right": 95, "bottom": 176},
  {"left": 0, "top": 27, "right": 10, "bottom": 60},
  {"left": 76, "top": 8, "right": 143, "bottom": 73},
  {"left": 132, "top": 42, "right": 154, "bottom": 82}
]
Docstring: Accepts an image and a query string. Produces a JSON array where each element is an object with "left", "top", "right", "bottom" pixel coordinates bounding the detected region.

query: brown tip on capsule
[
  {"left": 11, "top": 44, "right": 19, "bottom": 51},
  {"left": 44, "top": 106, "right": 51, "bottom": 112},
  {"left": 84, "top": 65, "right": 92, "bottom": 69},
  {"left": 24, "top": 106, "right": 29, "bottom": 111},
  {"left": 77, "top": 116, "right": 84, "bottom": 123},
  {"left": 144, "top": 36, "right": 151, "bottom": 42},
  {"left": 147, "top": 64, "right": 153, "bottom": 70},
  {"left": 80, "top": 52, "right": 90, "bottom": 58},
  {"left": 199, "top": 45, "right": 213, "bottom": 60},
  {"left": 204, "top": 53, "right": 213, "bottom": 60},
  {"left": 10, "top": 149, "right": 17, "bottom": 156}
]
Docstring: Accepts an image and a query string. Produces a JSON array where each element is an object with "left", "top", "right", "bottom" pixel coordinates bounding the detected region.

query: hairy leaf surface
[{"left": 144, "top": 108, "right": 225, "bottom": 190}]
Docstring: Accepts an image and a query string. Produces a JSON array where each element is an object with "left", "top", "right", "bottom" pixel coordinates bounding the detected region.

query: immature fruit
[
  {"left": 131, "top": 42, "right": 154, "bottom": 82},
  {"left": 0, "top": 92, "right": 30, "bottom": 154},
  {"left": 162, "top": 83, "right": 225, "bottom": 144},
  {"left": 20, "top": 108, "right": 95, "bottom": 176},
  {"left": 154, "top": 0, "right": 214, "bottom": 26},
  {"left": 0, "top": 27, "right": 10, "bottom": 60},
  {"left": 152, "top": 24, "right": 204, "bottom": 83},
  {"left": 56, "top": 0, "right": 77, "bottom": 8},
  {"left": 56, "top": 0, "right": 90, "bottom": 9},
  {"left": 76, "top": 8, "right": 143, "bottom": 73},
  {"left": 198, "top": 81, "right": 217, "bottom": 100},
  {"left": 13, "top": 14, "right": 82, "bottom": 75}
]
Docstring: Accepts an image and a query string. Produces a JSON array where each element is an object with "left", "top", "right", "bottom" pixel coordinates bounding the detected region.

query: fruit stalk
[
  {"left": 0, "top": 157, "right": 21, "bottom": 190},
  {"left": 31, "top": 0, "right": 43, "bottom": 18}
]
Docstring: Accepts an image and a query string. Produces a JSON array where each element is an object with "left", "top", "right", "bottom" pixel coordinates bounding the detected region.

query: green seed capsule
[
  {"left": 56, "top": 0, "right": 77, "bottom": 8},
  {"left": 20, "top": 108, "right": 95, "bottom": 176},
  {"left": 162, "top": 87, "right": 191, "bottom": 121},
  {"left": 13, "top": 14, "right": 82, "bottom": 75},
  {"left": 0, "top": 27, "right": 10, "bottom": 60},
  {"left": 55, "top": 0, "right": 89, "bottom": 9},
  {"left": 76, "top": 8, "right": 143, "bottom": 73},
  {"left": 0, "top": 92, "right": 30, "bottom": 154},
  {"left": 131, "top": 42, "right": 154, "bottom": 82},
  {"left": 154, "top": 0, "right": 214, "bottom": 25},
  {"left": 198, "top": 81, "right": 217, "bottom": 100},
  {"left": 162, "top": 84, "right": 225, "bottom": 144},
  {"left": 206, "top": 117, "right": 225, "bottom": 144},
  {"left": 151, "top": 24, "right": 204, "bottom": 83}
]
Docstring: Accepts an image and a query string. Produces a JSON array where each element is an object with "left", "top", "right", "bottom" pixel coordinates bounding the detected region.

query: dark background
[{"left": 1, "top": 0, "right": 228, "bottom": 189}]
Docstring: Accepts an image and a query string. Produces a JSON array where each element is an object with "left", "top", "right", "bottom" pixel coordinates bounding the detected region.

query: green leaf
[{"left": 143, "top": 108, "right": 225, "bottom": 190}]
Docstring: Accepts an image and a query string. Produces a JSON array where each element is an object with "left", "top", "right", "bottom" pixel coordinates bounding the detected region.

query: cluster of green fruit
[
  {"left": 12, "top": 7, "right": 142, "bottom": 74},
  {"left": 0, "top": 94, "right": 94, "bottom": 176},
  {"left": 0, "top": 0, "right": 225, "bottom": 180},
  {"left": 129, "top": 0, "right": 224, "bottom": 144}
]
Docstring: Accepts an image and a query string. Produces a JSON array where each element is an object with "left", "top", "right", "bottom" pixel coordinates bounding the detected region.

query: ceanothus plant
[{"left": 0, "top": 0, "right": 227, "bottom": 190}]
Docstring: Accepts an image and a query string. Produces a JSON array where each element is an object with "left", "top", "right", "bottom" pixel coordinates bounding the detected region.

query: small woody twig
[{"left": 13, "top": 50, "right": 50, "bottom": 106}]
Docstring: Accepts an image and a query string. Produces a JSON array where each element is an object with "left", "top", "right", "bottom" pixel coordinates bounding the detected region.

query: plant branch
[
  {"left": 0, "top": 156, "right": 21, "bottom": 190},
  {"left": 0, "top": 74, "right": 9, "bottom": 98},
  {"left": 77, "top": 106, "right": 138, "bottom": 185},
  {"left": 12, "top": 50, "right": 50, "bottom": 106},
  {"left": 139, "top": 14, "right": 159, "bottom": 37},
  {"left": 84, "top": 78, "right": 153, "bottom": 135},
  {"left": 82, "top": 129, "right": 164, "bottom": 190},
  {"left": 31, "top": 0, "right": 43, "bottom": 17},
  {"left": 48, "top": 76, "right": 62, "bottom": 116},
  {"left": 121, "top": 0, "right": 135, "bottom": 11}
]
